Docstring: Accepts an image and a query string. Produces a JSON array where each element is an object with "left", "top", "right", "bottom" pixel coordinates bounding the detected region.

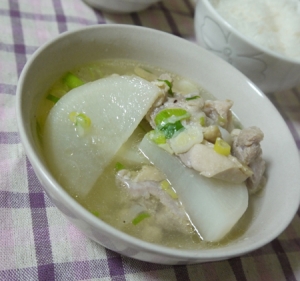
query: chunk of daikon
[
  {"left": 139, "top": 135, "right": 249, "bottom": 242},
  {"left": 43, "top": 75, "right": 161, "bottom": 197}
]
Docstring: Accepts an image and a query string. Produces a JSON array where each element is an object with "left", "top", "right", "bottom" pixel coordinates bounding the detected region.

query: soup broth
[{"left": 37, "top": 59, "right": 253, "bottom": 249}]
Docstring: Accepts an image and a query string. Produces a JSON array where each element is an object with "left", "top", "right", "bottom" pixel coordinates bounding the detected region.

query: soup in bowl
[{"left": 16, "top": 24, "right": 300, "bottom": 264}]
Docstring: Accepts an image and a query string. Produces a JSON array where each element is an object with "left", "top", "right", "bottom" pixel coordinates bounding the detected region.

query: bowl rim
[
  {"left": 16, "top": 24, "right": 300, "bottom": 262},
  {"left": 199, "top": 0, "right": 300, "bottom": 64}
]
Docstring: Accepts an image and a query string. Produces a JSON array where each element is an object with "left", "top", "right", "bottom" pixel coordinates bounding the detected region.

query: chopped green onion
[
  {"left": 159, "top": 121, "right": 184, "bottom": 139},
  {"left": 115, "top": 162, "right": 125, "bottom": 171},
  {"left": 185, "top": 95, "right": 200, "bottom": 101},
  {"left": 165, "top": 188, "right": 178, "bottom": 199},
  {"left": 76, "top": 113, "right": 91, "bottom": 128},
  {"left": 199, "top": 116, "right": 206, "bottom": 127},
  {"left": 214, "top": 137, "right": 231, "bottom": 156},
  {"left": 91, "top": 211, "right": 100, "bottom": 217},
  {"left": 160, "top": 180, "right": 178, "bottom": 199},
  {"left": 154, "top": 108, "right": 189, "bottom": 127},
  {"left": 36, "top": 121, "right": 42, "bottom": 142},
  {"left": 46, "top": 94, "right": 60, "bottom": 103},
  {"left": 132, "top": 212, "right": 150, "bottom": 225},
  {"left": 158, "top": 79, "right": 174, "bottom": 96},
  {"left": 69, "top": 111, "right": 78, "bottom": 123},
  {"left": 148, "top": 130, "right": 166, "bottom": 144},
  {"left": 69, "top": 112, "right": 91, "bottom": 129},
  {"left": 62, "top": 72, "right": 84, "bottom": 90},
  {"left": 160, "top": 179, "right": 170, "bottom": 190}
]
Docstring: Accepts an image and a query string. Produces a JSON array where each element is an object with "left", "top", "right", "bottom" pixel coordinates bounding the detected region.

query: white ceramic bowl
[
  {"left": 16, "top": 24, "right": 300, "bottom": 264},
  {"left": 194, "top": 0, "right": 300, "bottom": 93},
  {"left": 83, "top": 0, "right": 160, "bottom": 13}
]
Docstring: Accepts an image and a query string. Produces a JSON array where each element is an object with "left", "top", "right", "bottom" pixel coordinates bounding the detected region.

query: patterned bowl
[
  {"left": 16, "top": 24, "right": 300, "bottom": 264},
  {"left": 83, "top": 0, "right": 160, "bottom": 13},
  {"left": 194, "top": 0, "right": 300, "bottom": 93}
]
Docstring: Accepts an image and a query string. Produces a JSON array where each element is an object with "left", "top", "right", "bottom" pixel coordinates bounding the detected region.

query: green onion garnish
[
  {"left": 159, "top": 120, "right": 184, "bottom": 139},
  {"left": 132, "top": 212, "right": 150, "bottom": 225},
  {"left": 91, "top": 211, "right": 100, "bottom": 217},
  {"left": 69, "top": 112, "right": 91, "bottom": 129},
  {"left": 148, "top": 130, "right": 166, "bottom": 144},
  {"left": 158, "top": 79, "right": 174, "bottom": 96},
  {"left": 46, "top": 94, "right": 60, "bottom": 103},
  {"left": 186, "top": 96, "right": 200, "bottom": 101},
  {"left": 199, "top": 116, "right": 206, "bottom": 127},
  {"left": 62, "top": 72, "right": 84, "bottom": 90},
  {"left": 76, "top": 113, "right": 91, "bottom": 128},
  {"left": 115, "top": 162, "right": 125, "bottom": 171},
  {"left": 154, "top": 108, "right": 189, "bottom": 127},
  {"left": 160, "top": 180, "right": 178, "bottom": 199}
]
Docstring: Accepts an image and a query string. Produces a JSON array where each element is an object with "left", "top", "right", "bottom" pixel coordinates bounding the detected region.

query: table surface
[{"left": 1, "top": 0, "right": 300, "bottom": 280}]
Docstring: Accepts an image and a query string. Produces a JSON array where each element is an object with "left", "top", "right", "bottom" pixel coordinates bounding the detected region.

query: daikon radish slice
[
  {"left": 139, "top": 135, "right": 249, "bottom": 242},
  {"left": 43, "top": 75, "right": 161, "bottom": 197}
]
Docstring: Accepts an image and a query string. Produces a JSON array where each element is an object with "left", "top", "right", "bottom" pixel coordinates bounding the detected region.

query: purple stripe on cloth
[
  {"left": 3, "top": 7, "right": 104, "bottom": 26},
  {"left": 228, "top": 257, "right": 247, "bottom": 281},
  {"left": 52, "top": 0, "right": 67, "bottom": 33},
  {"left": 158, "top": 2, "right": 181, "bottom": 36},
  {"left": 106, "top": 249, "right": 126, "bottom": 280},
  {"left": 26, "top": 157, "right": 55, "bottom": 281},
  {"left": 0, "top": 42, "right": 37, "bottom": 55},
  {"left": 91, "top": 9, "right": 106, "bottom": 24},
  {"left": 0, "top": 8, "right": 9, "bottom": 16},
  {"left": 30, "top": 192, "right": 46, "bottom": 208},
  {"left": 9, "top": 1, "right": 27, "bottom": 77},
  {"left": 0, "top": 190, "right": 55, "bottom": 208},
  {"left": 54, "top": 260, "right": 110, "bottom": 280},
  {"left": 268, "top": 94, "right": 300, "bottom": 149},
  {"left": 37, "top": 264, "right": 55, "bottom": 281},
  {"left": 131, "top": 13, "right": 142, "bottom": 26},
  {"left": 182, "top": 0, "right": 195, "bottom": 16},
  {"left": 293, "top": 88, "right": 300, "bottom": 103},
  {"left": 271, "top": 239, "right": 297, "bottom": 281},
  {"left": 0, "top": 132, "right": 20, "bottom": 144},
  {"left": 0, "top": 191, "right": 30, "bottom": 208},
  {"left": 0, "top": 83, "right": 17, "bottom": 95},
  {"left": 174, "top": 265, "right": 190, "bottom": 281},
  {"left": 295, "top": 237, "right": 300, "bottom": 248},
  {"left": 0, "top": 267, "right": 38, "bottom": 281},
  {"left": 122, "top": 257, "right": 172, "bottom": 274}
]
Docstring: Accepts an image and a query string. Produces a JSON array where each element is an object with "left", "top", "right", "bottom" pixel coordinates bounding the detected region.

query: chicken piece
[
  {"left": 179, "top": 143, "right": 252, "bottom": 183},
  {"left": 231, "top": 127, "right": 263, "bottom": 164},
  {"left": 231, "top": 126, "right": 266, "bottom": 193},
  {"left": 247, "top": 157, "right": 266, "bottom": 194},
  {"left": 130, "top": 165, "right": 165, "bottom": 182},
  {"left": 203, "top": 99, "right": 233, "bottom": 129},
  {"left": 116, "top": 166, "right": 193, "bottom": 234}
]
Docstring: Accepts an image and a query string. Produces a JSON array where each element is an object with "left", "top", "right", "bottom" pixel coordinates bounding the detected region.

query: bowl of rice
[
  {"left": 83, "top": 0, "right": 160, "bottom": 13},
  {"left": 194, "top": 0, "right": 300, "bottom": 93}
]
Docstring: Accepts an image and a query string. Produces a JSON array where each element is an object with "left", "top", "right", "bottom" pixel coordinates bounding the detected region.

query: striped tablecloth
[{"left": 1, "top": 0, "right": 300, "bottom": 280}]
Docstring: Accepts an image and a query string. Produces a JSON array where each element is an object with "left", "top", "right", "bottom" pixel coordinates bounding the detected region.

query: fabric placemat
[{"left": 0, "top": 0, "right": 299, "bottom": 280}]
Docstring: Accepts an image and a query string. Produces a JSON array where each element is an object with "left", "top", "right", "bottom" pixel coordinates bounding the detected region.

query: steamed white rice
[{"left": 211, "top": 0, "right": 300, "bottom": 59}]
